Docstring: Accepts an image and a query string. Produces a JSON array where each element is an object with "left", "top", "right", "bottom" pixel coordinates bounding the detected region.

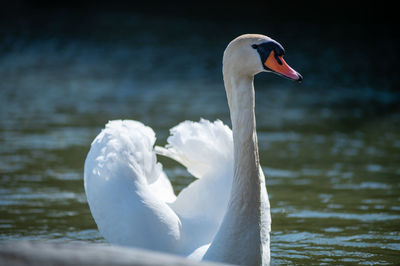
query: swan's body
[{"left": 84, "top": 34, "right": 301, "bottom": 265}]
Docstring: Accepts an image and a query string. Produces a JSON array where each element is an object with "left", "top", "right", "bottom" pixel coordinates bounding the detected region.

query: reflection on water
[{"left": 0, "top": 14, "right": 399, "bottom": 264}]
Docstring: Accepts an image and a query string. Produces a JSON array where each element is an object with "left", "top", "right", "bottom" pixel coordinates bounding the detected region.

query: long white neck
[
  {"left": 204, "top": 68, "right": 268, "bottom": 265},
  {"left": 228, "top": 74, "right": 261, "bottom": 207}
]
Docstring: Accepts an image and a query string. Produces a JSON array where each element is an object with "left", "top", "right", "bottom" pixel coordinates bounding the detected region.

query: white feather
[{"left": 155, "top": 118, "right": 233, "bottom": 179}]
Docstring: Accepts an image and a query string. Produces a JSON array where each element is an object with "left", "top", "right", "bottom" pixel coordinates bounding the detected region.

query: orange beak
[{"left": 264, "top": 51, "right": 302, "bottom": 82}]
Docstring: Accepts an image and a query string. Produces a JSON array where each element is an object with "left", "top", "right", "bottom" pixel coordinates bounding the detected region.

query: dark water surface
[{"left": 0, "top": 13, "right": 399, "bottom": 265}]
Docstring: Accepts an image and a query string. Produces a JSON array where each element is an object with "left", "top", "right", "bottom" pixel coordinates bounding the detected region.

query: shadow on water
[{"left": 0, "top": 3, "right": 399, "bottom": 264}]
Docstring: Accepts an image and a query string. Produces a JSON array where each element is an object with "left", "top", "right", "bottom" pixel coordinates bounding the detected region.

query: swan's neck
[
  {"left": 204, "top": 71, "right": 265, "bottom": 265},
  {"left": 228, "top": 74, "right": 261, "bottom": 208}
]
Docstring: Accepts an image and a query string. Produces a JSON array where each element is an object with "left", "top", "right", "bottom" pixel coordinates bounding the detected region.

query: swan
[{"left": 84, "top": 34, "right": 302, "bottom": 266}]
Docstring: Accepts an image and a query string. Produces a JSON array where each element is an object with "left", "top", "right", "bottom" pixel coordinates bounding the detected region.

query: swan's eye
[
  {"left": 277, "top": 49, "right": 285, "bottom": 57},
  {"left": 251, "top": 44, "right": 258, "bottom": 49}
]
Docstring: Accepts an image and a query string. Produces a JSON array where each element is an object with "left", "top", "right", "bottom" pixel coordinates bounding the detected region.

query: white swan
[{"left": 84, "top": 34, "right": 302, "bottom": 266}]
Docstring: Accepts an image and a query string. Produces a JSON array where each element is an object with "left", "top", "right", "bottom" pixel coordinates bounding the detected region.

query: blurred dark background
[
  {"left": 1, "top": 0, "right": 398, "bottom": 90},
  {"left": 1, "top": 0, "right": 398, "bottom": 128}
]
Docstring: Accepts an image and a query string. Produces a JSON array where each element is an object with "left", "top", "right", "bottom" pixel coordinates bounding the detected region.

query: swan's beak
[{"left": 264, "top": 51, "right": 303, "bottom": 82}]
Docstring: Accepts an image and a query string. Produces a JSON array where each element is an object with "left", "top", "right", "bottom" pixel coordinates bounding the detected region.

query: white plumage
[
  {"left": 84, "top": 34, "right": 302, "bottom": 265},
  {"left": 84, "top": 119, "right": 233, "bottom": 256}
]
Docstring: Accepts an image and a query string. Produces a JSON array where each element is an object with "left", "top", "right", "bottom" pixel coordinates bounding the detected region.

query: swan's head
[{"left": 223, "top": 34, "right": 302, "bottom": 81}]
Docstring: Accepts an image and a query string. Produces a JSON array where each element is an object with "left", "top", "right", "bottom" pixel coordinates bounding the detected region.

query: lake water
[{"left": 0, "top": 14, "right": 399, "bottom": 264}]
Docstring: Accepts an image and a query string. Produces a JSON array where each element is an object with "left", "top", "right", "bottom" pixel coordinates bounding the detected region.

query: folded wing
[{"left": 156, "top": 119, "right": 234, "bottom": 250}]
